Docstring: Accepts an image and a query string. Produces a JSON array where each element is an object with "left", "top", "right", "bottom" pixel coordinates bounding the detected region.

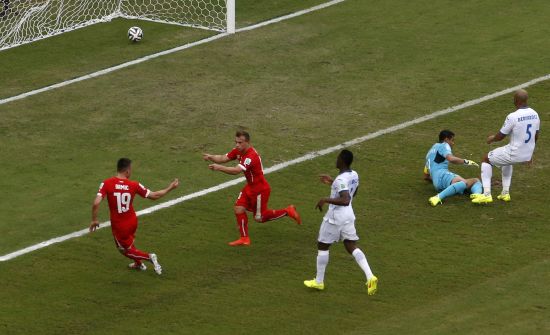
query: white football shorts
[
  {"left": 488, "top": 146, "right": 527, "bottom": 167},
  {"left": 318, "top": 219, "right": 359, "bottom": 244}
]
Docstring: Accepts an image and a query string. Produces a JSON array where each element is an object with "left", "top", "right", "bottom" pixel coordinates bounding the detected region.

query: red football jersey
[
  {"left": 226, "top": 146, "right": 270, "bottom": 191},
  {"left": 97, "top": 177, "right": 150, "bottom": 228}
]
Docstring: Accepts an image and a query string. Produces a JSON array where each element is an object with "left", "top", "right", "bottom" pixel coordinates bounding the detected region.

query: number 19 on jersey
[{"left": 114, "top": 192, "right": 131, "bottom": 213}]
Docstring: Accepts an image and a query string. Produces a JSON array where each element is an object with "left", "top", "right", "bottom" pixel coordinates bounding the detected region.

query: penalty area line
[{"left": 1, "top": 72, "right": 549, "bottom": 262}]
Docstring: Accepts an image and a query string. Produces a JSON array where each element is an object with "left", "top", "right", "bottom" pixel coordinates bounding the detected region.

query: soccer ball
[{"left": 128, "top": 26, "right": 143, "bottom": 42}]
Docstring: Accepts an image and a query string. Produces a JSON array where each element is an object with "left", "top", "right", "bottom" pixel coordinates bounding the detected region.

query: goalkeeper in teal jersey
[{"left": 424, "top": 130, "right": 483, "bottom": 206}]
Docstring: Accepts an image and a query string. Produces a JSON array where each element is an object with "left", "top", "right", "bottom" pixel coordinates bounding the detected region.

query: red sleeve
[
  {"left": 240, "top": 155, "right": 254, "bottom": 171},
  {"left": 97, "top": 181, "right": 107, "bottom": 197},
  {"left": 136, "top": 182, "right": 151, "bottom": 198},
  {"left": 226, "top": 148, "right": 239, "bottom": 160}
]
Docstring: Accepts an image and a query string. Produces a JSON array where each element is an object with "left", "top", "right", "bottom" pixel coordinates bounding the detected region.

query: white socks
[
  {"left": 352, "top": 248, "right": 374, "bottom": 280},
  {"left": 481, "top": 162, "right": 513, "bottom": 195},
  {"left": 501, "top": 165, "right": 513, "bottom": 194},
  {"left": 481, "top": 162, "right": 493, "bottom": 196},
  {"left": 315, "top": 248, "right": 375, "bottom": 284},
  {"left": 315, "top": 250, "right": 329, "bottom": 284}
]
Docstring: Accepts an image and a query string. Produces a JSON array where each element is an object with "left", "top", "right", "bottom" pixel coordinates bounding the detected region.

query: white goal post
[{"left": 0, "top": 0, "right": 235, "bottom": 52}]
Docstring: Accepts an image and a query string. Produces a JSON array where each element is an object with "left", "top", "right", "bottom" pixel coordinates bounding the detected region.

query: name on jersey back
[
  {"left": 115, "top": 184, "right": 129, "bottom": 191},
  {"left": 517, "top": 115, "right": 538, "bottom": 122}
]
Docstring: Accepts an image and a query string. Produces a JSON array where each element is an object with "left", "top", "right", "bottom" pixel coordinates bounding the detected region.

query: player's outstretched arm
[
  {"left": 445, "top": 154, "right": 479, "bottom": 167},
  {"left": 90, "top": 195, "right": 103, "bottom": 232},
  {"left": 147, "top": 178, "right": 180, "bottom": 200},
  {"left": 208, "top": 164, "right": 242, "bottom": 175},
  {"left": 203, "top": 153, "right": 231, "bottom": 164}
]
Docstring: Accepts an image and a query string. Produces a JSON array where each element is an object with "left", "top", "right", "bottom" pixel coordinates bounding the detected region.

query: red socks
[
  {"left": 236, "top": 212, "right": 249, "bottom": 237},
  {"left": 123, "top": 245, "right": 150, "bottom": 262},
  {"left": 235, "top": 209, "right": 288, "bottom": 237},
  {"left": 259, "top": 209, "right": 288, "bottom": 222}
]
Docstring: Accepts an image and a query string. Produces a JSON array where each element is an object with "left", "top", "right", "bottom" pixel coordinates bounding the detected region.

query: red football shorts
[
  {"left": 111, "top": 220, "right": 138, "bottom": 250},
  {"left": 235, "top": 184, "right": 271, "bottom": 220}
]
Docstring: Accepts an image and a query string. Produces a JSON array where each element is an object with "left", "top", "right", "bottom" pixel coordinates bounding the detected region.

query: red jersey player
[
  {"left": 203, "top": 130, "right": 301, "bottom": 246},
  {"left": 89, "top": 158, "right": 179, "bottom": 274}
]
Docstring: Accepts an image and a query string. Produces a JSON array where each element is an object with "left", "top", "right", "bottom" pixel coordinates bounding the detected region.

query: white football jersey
[
  {"left": 324, "top": 170, "right": 359, "bottom": 225},
  {"left": 499, "top": 107, "right": 540, "bottom": 162}
]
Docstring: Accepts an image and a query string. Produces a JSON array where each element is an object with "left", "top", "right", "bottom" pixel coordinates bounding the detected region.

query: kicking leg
[
  {"left": 126, "top": 244, "right": 162, "bottom": 275},
  {"left": 253, "top": 188, "right": 301, "bottom": 224},
  {"left": 114, "top": 235, "right": 157, "bottom": 273}
]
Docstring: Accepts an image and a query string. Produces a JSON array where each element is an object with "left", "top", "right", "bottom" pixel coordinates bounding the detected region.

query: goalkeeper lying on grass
[{"left": 424, "top": 130, "right": 482, "bottom": 206}]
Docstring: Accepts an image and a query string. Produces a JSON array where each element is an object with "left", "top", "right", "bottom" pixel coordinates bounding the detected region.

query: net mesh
[{"left": 0, "top": 0, "right": 227, "bottom": 51}]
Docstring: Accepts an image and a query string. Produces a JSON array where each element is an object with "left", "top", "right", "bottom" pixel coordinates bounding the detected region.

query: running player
[
  {"left": 203, "top": 130, "right": 301, "bottom": 246},
  {"left": 304, "top": 150, "right": 378, "bottom": 294},
  {"left": 424, "top": 130, "right": 482, "bottom": 206},
  {"left": 472, "top": 89, "right": 540, "bottom": 204},
  {"left": 89, "top": 158, "right": 179, "bottom": 274}
]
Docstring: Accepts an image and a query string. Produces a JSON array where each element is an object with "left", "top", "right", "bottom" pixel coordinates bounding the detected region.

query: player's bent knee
[
  {"left": 233, "top": 206, "right": 246, "bottom": 214},
  {"left": 451, "top": 177, "right": 466, "bottom": 184}
]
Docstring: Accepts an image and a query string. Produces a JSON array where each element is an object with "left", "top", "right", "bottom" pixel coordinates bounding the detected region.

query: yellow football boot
[
  {"left": 471, "top": 194, "right": 493, "bottom": 204},
  {"left": 428, "top": 195, "right": 442, "bottom": 207},
  {"left": 497, "top": 193, "right": 511, "bottom": 202},
  {"left": 304, "top": 279, "right": 324, "bottom": 290},
  {"left": 367, "top": 276, "right": 378, "bottom": 295}
]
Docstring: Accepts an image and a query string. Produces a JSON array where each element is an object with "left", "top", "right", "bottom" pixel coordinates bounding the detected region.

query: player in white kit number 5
[
  {"left": 304, "top": 150, "right": 378, "bottom": 294},
  {"left": 472, "top": 89, "right": 540, "bottom": 204}
]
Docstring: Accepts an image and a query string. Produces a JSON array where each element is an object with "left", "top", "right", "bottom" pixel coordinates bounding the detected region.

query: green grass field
[{"left": 1, "top": 0, "right": 549, "bottom": 334}]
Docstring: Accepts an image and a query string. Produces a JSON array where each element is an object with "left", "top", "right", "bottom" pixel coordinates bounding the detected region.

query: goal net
[{"left": 0, "top": 0, "right": 234, "bottom": 51}]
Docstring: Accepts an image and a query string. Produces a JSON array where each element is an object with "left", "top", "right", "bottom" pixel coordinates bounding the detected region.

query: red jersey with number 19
[
  {"left": 97, "top": 177, "right": 151, "bottom": 229},
  {"left": 226, "top": 147, "right": 270, "bottom": 192}
]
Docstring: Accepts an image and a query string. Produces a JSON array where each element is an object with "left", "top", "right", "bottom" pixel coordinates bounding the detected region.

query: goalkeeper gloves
[{"left": 464, "top": 159, "right": 479, "bottom": 167}]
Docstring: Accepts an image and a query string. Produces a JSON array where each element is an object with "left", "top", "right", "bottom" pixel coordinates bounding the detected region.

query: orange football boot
[
  {"left": 286, "top": 205, "right": 302, "bottom": 225},
  {"left": 228, "top": 236, "right": 251, "bottom": 246}
]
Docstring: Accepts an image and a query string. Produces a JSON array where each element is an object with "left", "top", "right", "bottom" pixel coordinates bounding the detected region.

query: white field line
[
  {"left": 2, "top": 73, "right": 550, "bottom": 262},
  {"left": 0, "top": 0, "right": 347, "bottom": 107}
]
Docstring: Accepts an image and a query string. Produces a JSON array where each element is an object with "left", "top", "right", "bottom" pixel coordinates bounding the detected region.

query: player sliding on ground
[
  {"left": 304, "top": 150, "right": 378, "bottom": 294},
  {"left": 203, "top": 130, "right": 301, "bottom": 246},
  {"left": 472, "top": 89, "right": 540, "bottom": 204},
  {"left": 89, "top": 158, "right": 179, "bottom": 275},
  {"left": 424, "top": 130, "right": 482, "bottom": 206}
]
